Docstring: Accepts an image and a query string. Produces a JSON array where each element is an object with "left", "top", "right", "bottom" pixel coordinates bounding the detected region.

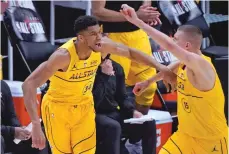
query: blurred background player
[{"left": 92, "top": 0, "right": 162, "bottom": 115}]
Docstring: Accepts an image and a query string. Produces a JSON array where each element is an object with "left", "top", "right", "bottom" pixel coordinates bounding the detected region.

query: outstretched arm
[
  {"left": 120, "top": 4, "right": 209, "bottom": 72},
  {"left": 133, "top": 61, "right": 179, "bottom": 95},
  {"left": 120, "top": 4, "right": 216, "bottom": 91},
  {"left": 147, "top": 60, "right": 180, "bottom": 84},
  {"left": 95, "top": 37, "right": 169, "bottom": 72},
  {"left": 114, "top": 43, "right": 168, "bottom": 71},
  {"left": 134, "top": 20, "right": 201, "bottom": 70}
]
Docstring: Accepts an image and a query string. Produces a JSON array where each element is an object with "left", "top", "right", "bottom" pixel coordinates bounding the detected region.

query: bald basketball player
[
  {"left": 121, "top": 4, "right": 228, "bottom": 154},
  {"left": 22, "top": 15, "right": 175, "bottom": 154}
]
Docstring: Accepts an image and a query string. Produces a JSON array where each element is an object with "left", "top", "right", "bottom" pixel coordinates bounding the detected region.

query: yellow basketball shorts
[
  {"left": 41, "top": 96, "right": 96, "bottom": 154},
  {"left": 109, "top": 29, "right": 157, "bottom": 106},
  {"left": 159, "top": 131, "right": 228, "bottom": 154}
]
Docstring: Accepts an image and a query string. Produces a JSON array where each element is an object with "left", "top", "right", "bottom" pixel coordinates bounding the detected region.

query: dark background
[{"left": 1, "top": 1, "right": 228, "bottom": 80}]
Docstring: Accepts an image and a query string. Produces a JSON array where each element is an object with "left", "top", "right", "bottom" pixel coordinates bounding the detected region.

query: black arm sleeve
[
  {"left": 1, "top": 81, "right": 21, "bottom": 127},
  {"left": 1, "top": 80, "right": 20, "bottom": 140},
  {"left": 92, "top": 67, "right": 109, "bottom": 111},
  {"left": 114, "top": 62, "right": 134, "bottom": 118},
  {"left": 1, "top": 125, "right": 15, "bottom": 140}
]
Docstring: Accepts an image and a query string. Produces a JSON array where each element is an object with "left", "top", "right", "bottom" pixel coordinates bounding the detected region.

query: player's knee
[
  {"left": 135, "top": 103, "right": 150, "bottom": 115},
  {"left": 108, "top": 122, "right": 122, "bottom": 135}
]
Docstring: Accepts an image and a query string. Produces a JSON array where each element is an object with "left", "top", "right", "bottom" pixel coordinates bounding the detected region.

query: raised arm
[
  {"left": 135, "top": 20, "right": 203, "bottom": 70},
  {"left": 120, "top": 4, "right": 217, "bottom": 91},
  {"left": 120, "top": 4, "right": 207, "bottom": 72}
]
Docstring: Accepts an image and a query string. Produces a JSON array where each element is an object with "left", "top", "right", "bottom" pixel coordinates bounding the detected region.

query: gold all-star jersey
[
  {"left": 45, "top": 38, "right": 101, "bottom": 105},
  {"left": 176, "top": 55, "right": 227, "bottom": 140}
]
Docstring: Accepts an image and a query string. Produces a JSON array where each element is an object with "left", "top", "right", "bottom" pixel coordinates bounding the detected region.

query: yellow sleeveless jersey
[
  {"left": 45, "top": 38, "right": 101, "bottom": 105},
  {"left": 177, "top": 55, "right": 227, "bottom": 140}
]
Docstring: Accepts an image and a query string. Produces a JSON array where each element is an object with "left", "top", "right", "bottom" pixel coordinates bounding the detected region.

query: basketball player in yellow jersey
[
  {"left": 121, "top": 4, "right": 228, "bottom": 154},
  {"left": 22, "top": 15, "right": 175, "bottom": 154},
  {"left": 92, "top": 1, "right": 162, "bottom": 114}
]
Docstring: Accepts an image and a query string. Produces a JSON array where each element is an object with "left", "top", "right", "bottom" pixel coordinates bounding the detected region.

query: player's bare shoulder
[
  {"left": 47, "top": 48, "right": 71, "bottom": 71},
  {"left": 53, "top": 48, "right": 70, "bottom": 61},
  {"left": 187, "top": 55, "right": 216, "bottom": 91}
]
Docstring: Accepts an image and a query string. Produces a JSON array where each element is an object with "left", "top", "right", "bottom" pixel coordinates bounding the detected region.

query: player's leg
[
  {"left": 41, "top": 97, "right": 72, "bottom": 154},
  {"left": 125, "top": 83, "right": 157, "bottom": 115},
  {"left": 123, "top": 119, "right": 157, "bottom": 154},
  {"left": 71, "top": 102, "right": 96, "bottom": 154},
  {"left": 125, "top": 29, "right": 157, "bottom": 114},
  {"left": 159, "top": 131, "right": 193, "bottom": 154},
  {"left": 96, "top": 113, "right": 122, "bottom": 154},
  {"left": 135, "top": 83, "right": 157, "bottom": 114}
]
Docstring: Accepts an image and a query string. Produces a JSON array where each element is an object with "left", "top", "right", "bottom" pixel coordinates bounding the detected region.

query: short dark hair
[{"left": 74, "top": 15, "right": 99, "bottom": 35}]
